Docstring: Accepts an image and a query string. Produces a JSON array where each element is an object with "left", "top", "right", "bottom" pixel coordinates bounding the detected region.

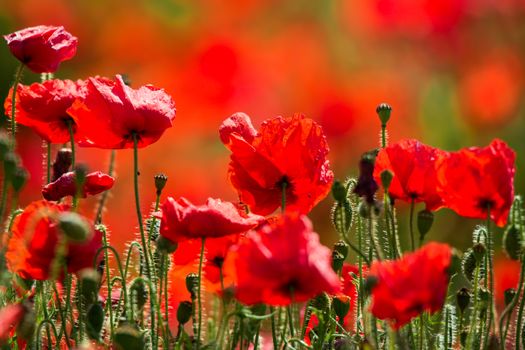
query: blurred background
[{"left": 0, "top": 0, "right": 524, "bottom": 278}]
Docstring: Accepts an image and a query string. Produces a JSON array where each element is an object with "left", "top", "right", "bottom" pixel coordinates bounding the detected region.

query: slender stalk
[
  {"left": 9, "top": 64, "right": 24, "bottom": 148},
  {"left": 516, "top": 257, "right": 525, "bottom": 350},
  {"left": 38, "top": 282, "right": 53, "bottom": 349},
  {"left": 418, "top": 314, "right": 424, "bottom": 350},
  {"left": 467, "top": 263, "right": 481, "bottom": 350},
  {"left": 369, "top": 209, "right": 383, "bottom": 260},
  {"left": 484, "top": 207, "right": 496, "bottom": 349},
  {"left": 196, "top": 237, "right": 206, "bottom": 349},
  {"left": 270, "top": 306, "right": 279, "bottom": 350},
  {"left": 66, "top": 120, "right": 75, "bottom": 168},
  {"left": 102, "top": 229, "right": 115, "bottom": 338},
  {"left": 381, "top": 125, "right": 387, "bottom": 148},
  {"left": 95, "top": 150, "right": 116, "bottom": 224},
  {"left": 46, "top": 141, "right": 51, "bottom": 184},
  {"left": 409, "top": 199, "right": 415, "bottom": 251}
]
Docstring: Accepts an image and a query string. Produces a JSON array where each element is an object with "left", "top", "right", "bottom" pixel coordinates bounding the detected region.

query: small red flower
[
  {"left": 5, "top": 200, "right": 103, "bottom": 280},
  {"left": 42, "top": 171, "right": 115, "bottom": 201},
  {"left": 0, "top": 304, "right": 25, "bottom": 343},
  {"left": 4, "top": 25, "right": 77, "bottom": 73},
  {"left": 369, "top": 242, "right": 452, "bottom": 329},
  {"left": 226, "top": 213, "right": 340, "bottom": 305},
  {"left": 4, "top": 79, "right": 86, "bottom": 143},
  {"left": 374, "top": 139, "right": 446, "bottom": 210},
  {"left": 158, "top": 197, "right": 263, "bottom": 243},
  {"left": 67, "top": 75, "right": 176, "bottom": 149},
  {"left": 436, "top": 139, "right": 515, "bottom": 227},
  {"left": 220, "top": 113, "right": 334, "bottom": 215}
]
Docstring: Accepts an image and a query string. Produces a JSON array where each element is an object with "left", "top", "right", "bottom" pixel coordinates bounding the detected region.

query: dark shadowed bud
[
  {"left": 334, "top": 240, "right": 349, "bottom": 260},
  {"left": 130, "top": 278, "right": 148, "bottom": 310},
  {"left": 58, "top": 212, "right": 91, "bottom": 242},
  {"left": 16, "top": 302, "right": 35, "bottom": 342},
  {"left": 74, "top": 164, "right": 88, "bottom": 188},
  {"left": 353, "top": 150, "right": 379, "bottom": 204},
  {"left": 156, "top": 236, "right": 178, "bottom": 254},
  {"left": 52, "top": 148, "right": 72, "bottom": 181},
  {"left": 376, "top": 103, "right": 392, "bottom": 126},
  {"left": 3, "top": 152, "right": 18, "bottom": 179},
  {"left": 312, "top": 292, "right": 331, "bottom": 312},
  {"left": 86, "top": 303, "right": 104, "bottom": 340},
  {"left": 332, "top": 251, "right": 345, "bottom": 273},
  {"left": 358, "top": 201, "right": 370, "bottom": 218},
  {"left": 186, "top": 273, "right": 199, "bottom": 298},
  {"left": 114, "top": 325, "right": 144, "bottom": 350},
  {"left": 0, "top": 132, "right": 9, "bottom": 160},
  {"left": 504, "top": 288, "right": 516, "bottom": 306},
  {"left": 417, "top": 210, "right": 434, "bottom": 240},
  {"left": 11, "top": 167, "right": 29, "bottom": 193},
  {"left": 333, "top": 295, "right": 351, "bottom": 319},
  {"left": 473, "top": 243, "right": 486, "bottom": 264},
  {"left": 332, "top": 180, "right": 347, "bottom": 203},
  {"left": 503, "top": 224, "right": 523, "bottom": 260},
  {"left": 462, "top": 249, "right": 476, "bottom": 281},
  {"left": 177, "top": 301, "right": 193, "bottom": 324},
  {"left": 456, "top": 288, "right": 470, "bottom": 313},
  {"left": 380, "top": 170, "right": 393, "bottom": 191},
  {"left": 479, "top": 288, "right": 490, "bottom": 311},
  {"left": 364, "top": 276, "right": 378, "bottom": 296},
  {"left": 154, "top": 173, "right": 168, "bottom": 195},
  {"left": 79, "top": 268, "right": 101, "bottom": 305},
  {"left": 448, "top": 248, "right": 462, "bottom": 276},
  {"left": 460, "top": 329, "right": 468, "bottom": 347}
]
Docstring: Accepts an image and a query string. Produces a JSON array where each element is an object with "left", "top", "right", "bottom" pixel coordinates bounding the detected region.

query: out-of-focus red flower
[
  {"left": 42, "top": 171, "right": 114, "bottom": 201},
  {"left": 374, "top": 139, "right": 446, "bottom": 210},
  {"left": 369, "top": 242, "right": 452, "bottom": 329},
  {"left": 3, "top": 25, "right": 77, "bottom": 73},
  {"left": 4, "top": 79, "right": 86, "bottom": 143},
  {"left": 0, "top": 304, "right": 25, "bottom": 343},
  {"left": 436, "top": 139, "right": 515, "bottom": 227},
  {"left": 67, "top": 75, "right": 176, "bottom": 149},
  {"left": 493, "top": 255, "right": 521, "bottom": 309},
  {"left": 220, "top": 112, "right": 334, "bottom": 215},
  {"left": 5, "top": 200, "right": 103, "bottom": 280},
  {"left": 158, "top": 197, "right": 263, "bottom": 243},
  {"left": 226, "top": 213, "right": 340, "bottom": 305}
]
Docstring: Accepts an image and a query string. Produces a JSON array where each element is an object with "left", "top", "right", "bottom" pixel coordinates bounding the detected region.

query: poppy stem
[
  {"left": 484, "top": 207, "right": 496, "bottom": 349},
  {"left": 418, "top": 314, "right": 424, "bottom": 350},
  {"left": 287, "top": 289, "right": 295, "bottom": 338},
  {"left": 197, "top": 237, "right": 206, "bottom": 349},
  {"left": 381, "top": 124, "right": 387, "bottom": 148},
  {"left": 95, "top": 150, "right": 116, "bottom": 224},
  {"left": 9, "top": 63, "right": 24, "bottom": 149},
  {"left": 66, "top": 119, "right": 75, "bottom": 168},
  {"left": 409, "top": 199, "right": 415, "bottom": 251},
  {"left": 466, "top": 260, "right": 481, "bottom": 349},
  {"left": 45, "top": 141, "right": 51, "bottom": 184},
  {"left": 270, "top": 306, "right": 279, "bottom": 350},
  {"left": 514, "top": 258, "right": 525, "bottom": 350}
]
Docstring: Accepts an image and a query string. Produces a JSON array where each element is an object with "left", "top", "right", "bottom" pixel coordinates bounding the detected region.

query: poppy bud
[
  {"left": 462, "top": 249, "right": 476, "bottom": 282},
  {"left": 156, "top": 236, "right": 178, "bottom": 254},
  {"left": 3, "top": 152, "right": 18, "bottom": 179},
  {"left": 114, "top": 325, "right": 145, "bottom": 350},
  {"left": 312, "top": 292, "right": 331, "bottom": 312},
  {"left": 479, "top": 288, "right": 490, "bottom": 311},
  {"left": 358, "top": 201, "right": 370, "bottom": 218},
  {"left": 186, "top": 273, "right": 199, "bottom": 298},
  {"left": 503, "top": 224, "right": 523, "bottom": 260},
  {"left": 376, "top": 103, "right": 392, "bottom": 126},
  {"left": 79, "top": 268, "right": 101, "bottom": 305},
  {"left": 456, "top": 288, "right": 470, "bottom": 313},
  {"left": 154, "top": 173, "right": 168, "bottom": 195},
  {"left": 354, "top": 150, "right": 379, "bottom": 204},
  {"left": 130, "top": 278, "right": 148, "bottom": 311},
  {"left": 11, "top": 167, "right": 29, "bottom": 193},
  {"left": 334, "top": 240, "right": 349, "bottom": 260},
  {"left": 52, "top": 148, "right": 72, "bottom": 181},
  {"left": 333, "top": 295, "right": 351, "bottom": 319},
  {"left": 460, "top": 329, "right": 468, "bottom": 347},
  {"left": 332, "top": 180, "right": 347, "bottom": 203},
  {"left": 473, "top": 243, "right": 486, "bottom": 264},
  {"left": 86, "top": 303, "right": 104, "bottom": 340},
  {"left": 504, "top": 288, "right": 516, "bottom": 306},
  {"left": 177, "top": 301, "right": 193, "bottom": 325},
  {"left": 364, "top": 276, "right": 379, "bottom": 296},
  {"left": 0, "top": 132, "right": 9, "bottom": 160},
  {"left": 380, "top": 170, "right": 393, "bottom": 191},
  {"left": 58, "top": 212, "right": 91, "bottom": 242},
  {"left": 417, "top": 209, "right": 434, "bottom": 241},
  {"left": 332, "top": 251, "right": 345, "bottom": 273}
]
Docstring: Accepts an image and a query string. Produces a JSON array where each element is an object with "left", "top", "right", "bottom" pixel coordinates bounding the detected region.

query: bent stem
[{"left": 9, "top": 64, "right": 24, "bottom": 148}]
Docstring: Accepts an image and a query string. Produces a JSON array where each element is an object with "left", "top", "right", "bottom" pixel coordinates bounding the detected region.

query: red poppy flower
[
  {"left": 4, "top": 25, "right": 77, "bottom": 73},
  {"left": 0, "top": 304, "right": 25, "bottom": 343},
  {"left": 158, "top": 197, "right": 264, "bottom": 243},
  {"left": 220, "top": 113, "right": 334, "bottom": 215},
  {"left": 5, "top": 200, "right": 103, "bottom": 280},
  {"left": 42, "top": 171, "right": 115, "bottom": 201},
  {"left": 436, "top": 139, "right": 515, "bottom": 227},
  {"left": 369, "top": 242, "right": 452, "bottom": 329},
  {"left": 4, "top": 79, "right": 86, "bottom": 143},
  {"left": 226, "top": 213, "right": 340, "bottom": 305},
  {"left": 67, "top": 75, "right": 176, "bottom": 149},
  {"left": 374, "top": 139, "right": 446, "bottom": 210}
]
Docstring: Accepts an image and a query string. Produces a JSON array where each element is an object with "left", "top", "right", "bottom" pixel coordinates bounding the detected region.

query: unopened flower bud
[
  {"left": 79, "top": 268, "right": 101, "bottom": 305},
  {"left": 333, "top": 295, "right": 351, "bottom": 319},
  {"left": 156, "top": 236, "right": 178, "bottom": 254},
  {"left": 130, "top": 278, "right": 148, "bottom": 310},
  {"left": 504, "top": 288, "right": 516, "bottom": 306},
  {"left": 332, "top": 180, "right": 347, "bottom": 203},
  {"left": 456, "top": 288, "right": 470, "bottom": 313},
  {"left": 177, "top": 301, "right": 193, "bottom": 325},
  {"left": 334, "top": 240, "right": 349, "bottom": 260},
  {"left": 58, "top": 212, "right": 92, "bottom": 242},
  {"left": 479, "top": 288, "right": 490, "bottom": 311},
  {"left": 473, "top": 243, "right": 486, "bottom": 264},
  {"left": 114, "top": 325, "right": 144, "bottom": 350},
  {"left": 154, "top": 173, "right": 168, "bottom": 195},
  {"left": 52, "top": 148, "right": 72, "bottom": 181},
  {"left": 185, "top": 273, "right": 199, "bottom": 298},
  {"left": 376, "top": 103, "right": 392, "bottom": 126},
  {"left": 503, "top": 224, "right": 523, "bottom": 260},
  {"left": 312, "top": 292, "right": 331, "bottom": 312},
  {"left": 364, "top": 276, "right": 378, "bottom": 296},
  {"left": 11, "top": 167, "right": 29, "bottom": 193},
  {"left": 3, "top": 152, "right": 18, "bottom": 179},
  {"left": 86, "top": 303, "right": 105, "bottom": 340},
  {"left": 417, "top": 209, "right": 434, "bottom": 240},
  {"left": 332, "top": 251, "right": 345, "bottom": 273},
  {"left": 380, "top": 170, "right": 393, "bottom": 191}
]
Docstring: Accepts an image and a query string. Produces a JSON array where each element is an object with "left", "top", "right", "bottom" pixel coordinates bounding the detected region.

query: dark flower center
[{"left": 275, "top": 175, "right": 291, "bottom": 190}]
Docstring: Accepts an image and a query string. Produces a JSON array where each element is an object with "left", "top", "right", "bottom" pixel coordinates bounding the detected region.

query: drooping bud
[
  {"left": 334, "top": 240, "right": 349, "bottom": 260},
  {"left": 185, "top": 273, "right": 199, "bottom": 298},
  {"left": 86, "top": 303, "right": 105, "bottom": 340},
  {"left": 58, "top": 212, "right": 92, "bottom": 242},
  {"left": 503, "top": 224, "right": 523, "bottom": 260},
  {"left": 130, "top": 278, "right": 148, "bottom": 311},
  {"left": 479, "top": 288, "right": 491, "bottom": 312},
  {"left": 376, "top": 103, "right": 392, "bottom": 126},
  {"left": 11, "top": 167, "right": 29, "bottom": 193},
  {"left": 154, "top": 173, "right": 168, "bottom": 195},
  {"left": 332, "top": 180, "right": 347, "bottom": 203},
  {"left": 52, "top": 148, "right": 72, "bottom": 181},
  {"left": 79, "top": 268, "right": 101, "bottom": 305},
  {"left": 156, "top": 236, "right": 178, "bottom": 254},
  {"left": 364, "top": 276, "right": 379, "bottom": 296},
  {"left": 177, "top": 301, "right": 193, "bottom": 325},
  {"left": 504, "top": 288, "right": 516, "bottom": 306},
  {"left": 114, "top": 326, "right": 145, "bottom": 350},
  {"left": 473, "top": 243, "right": 486, "bottom": 264},
  {"left": 332, "top": 251, "right": 345, "bottom": 273},
  {"left": 353, "top": 149, "right": 379, "bottom": 204},
  {"left": 333, "top": 295, "right": 351, "bottom": 320},
  {"left": 456, "top": 288, "right": 470, "bottom": 313},
  {"left": 417, "top": 209, "right": 434, "bottom": 241},
  {"left": 380, "top": 170, "right": 393, "bottom": 191},
  {"left": 312, "top": 292, "right": 331, "bottom": 312},
  {"left": 462, "top": 249, "right": 476, "bottom": 282}
]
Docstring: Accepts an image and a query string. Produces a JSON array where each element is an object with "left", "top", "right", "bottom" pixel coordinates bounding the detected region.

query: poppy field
[{"left": 0, "top": 2, "right": 525, "bottom": 350}]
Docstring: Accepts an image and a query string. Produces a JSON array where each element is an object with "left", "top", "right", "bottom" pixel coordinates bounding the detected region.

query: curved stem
[
  {"left": 9, "top": 64, "right": 24, "bottom": 148},
  {"left": 197, "top": 237, "right": 206, "bottom": 349}
]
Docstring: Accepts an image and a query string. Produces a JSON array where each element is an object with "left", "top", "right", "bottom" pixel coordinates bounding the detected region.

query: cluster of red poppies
[{"left": 0, "top": 24, "right": 523, "bottom": 350}]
